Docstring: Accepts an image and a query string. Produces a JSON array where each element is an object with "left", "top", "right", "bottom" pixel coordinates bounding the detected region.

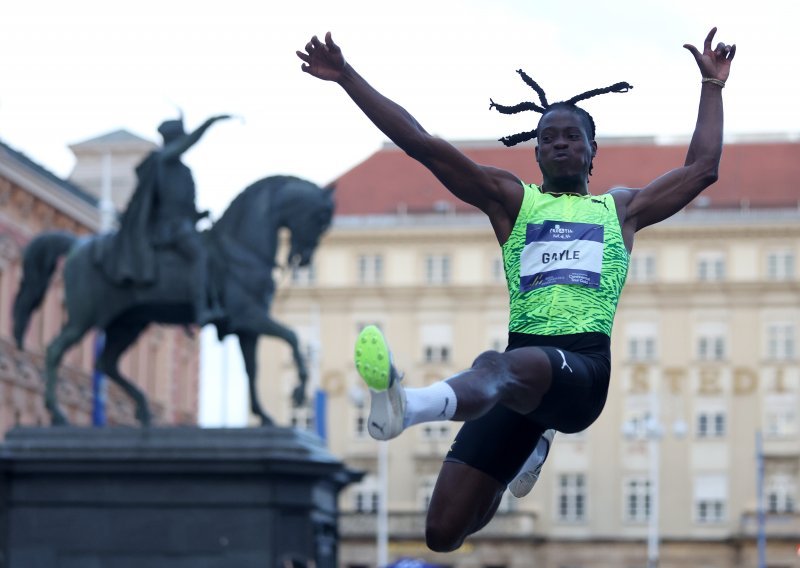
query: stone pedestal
[{"left": 0, "top": 426, "right": 359, "bottom": 568}]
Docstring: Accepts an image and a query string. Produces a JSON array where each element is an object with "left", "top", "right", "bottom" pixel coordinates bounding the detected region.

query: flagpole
[
  {"left": 377, "top": 439, "right": 389, "bottom": 567},
  {"left": 756, "top": 430, "right": 766, "bottom": 568},
  {"left": 311, "top": 303, "right": 326, "bottom": 443},
  {"left": 92, "top": 151, "right": 115, "bottom": 426},
  {"left": 646, "top": 391, "right": 661, "bottom": 568}
]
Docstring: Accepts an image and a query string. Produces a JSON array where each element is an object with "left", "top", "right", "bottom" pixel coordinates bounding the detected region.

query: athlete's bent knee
[
  {"left": 425, "top": 521, "right": 466, "bottom": 553},
  {"left": 471, "top": 350, "right": 512, "bottom": 379}
]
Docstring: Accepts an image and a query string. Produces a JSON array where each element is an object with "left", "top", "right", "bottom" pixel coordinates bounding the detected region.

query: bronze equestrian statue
[{"left": 13, "top": 118, "right": 335, "bottom": 426}]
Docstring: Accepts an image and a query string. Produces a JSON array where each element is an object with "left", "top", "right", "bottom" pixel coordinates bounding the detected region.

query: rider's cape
[{"left": 92, "top": 152, "right": 159, "bottom": 285}]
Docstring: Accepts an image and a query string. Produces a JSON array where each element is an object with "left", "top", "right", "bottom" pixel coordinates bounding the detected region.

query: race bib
[{"left": 519, "top": 221, "right": 604, "bottom": 291}]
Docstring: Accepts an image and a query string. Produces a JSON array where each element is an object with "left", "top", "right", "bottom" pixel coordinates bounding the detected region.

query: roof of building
[
  {"left": 331, "top": 135, "right": 800, "bottom": 216},
  {"left": 68, "top": 129, "right": 156, "bottom": 152},
  {"left": 0, "top": 138, "right": 98, "bottom": 207}
]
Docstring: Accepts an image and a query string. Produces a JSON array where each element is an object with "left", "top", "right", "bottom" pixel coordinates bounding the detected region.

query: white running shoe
[
  {"left": 354, "top": 325, "right": 406, "bottom": 441},
  {"left": 508, "top": 429, "right": 556, "bottom": 498}
]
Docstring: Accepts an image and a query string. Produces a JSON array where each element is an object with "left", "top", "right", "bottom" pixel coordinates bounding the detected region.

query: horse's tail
[{"left": 13, "top": 231, "right": 78, "bottom": 349}]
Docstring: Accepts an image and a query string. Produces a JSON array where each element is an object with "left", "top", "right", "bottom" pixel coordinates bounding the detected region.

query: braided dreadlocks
[{"left": 489, "top": 70, "right": 633, "bottom": 147}]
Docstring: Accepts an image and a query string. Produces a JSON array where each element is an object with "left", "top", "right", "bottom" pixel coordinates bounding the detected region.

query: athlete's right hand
[
  {"left": 297, "top": 32, "right": 345, "bottom": 82},
  {"left": 683, "top": 27, "right": 735, "bottom": 83}
]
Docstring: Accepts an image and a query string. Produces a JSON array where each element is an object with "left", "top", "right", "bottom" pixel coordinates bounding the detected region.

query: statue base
[{"left": 0, "top": 426, "right": 359, "bottom": 568}]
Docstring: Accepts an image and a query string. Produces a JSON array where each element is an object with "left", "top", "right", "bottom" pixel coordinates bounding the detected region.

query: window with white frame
[
  {"left": 421, "top": 323, "right": 452, "bottom": 364},
  {"left": 290, "top": 263, "right": 316, "bottom": 286},
  {"left": 626, "top": 322, "right": 658, "bottom": 362},
  {"left": 488, "top": 325, "right": 507, "bottom": 353},
  {"left": 623, "top": 395, "right": 653, "bottom": 440},
  {"left": 697, "top": 251, "right": 726, "bottom": 282},
  {"left": 424, "top": 345, "right": 450, "bottom": 363},
  {"left": 629, "top": 336, "right": 657, "bottom": 361},
  {"left": 624, "top": 477, "right": 651, "bottom": 522},
  {"left": 766, "top": 323, "right": 795, "bottom": 361},
  {"left": 358, "top": 254, "right": 384, "bottom": 285},
  {"left": 766, "top": 471, "right": 797, "bottom": 514},
  {"left": 628, "top": 251, "right": 656, "bottom": 283},
  {"left": 696, "top": 410, "right": 726, "bottom": 438},
  {"left": 352, "top": 475, "right": 381, "bottom": 513},
  {"left": 419, "top": 476, "right": 437, "bottom": 510},
  {"left": 694, "top": 474, "right": 727, "bottom": 523},
  {"left": 764, "top": 393, "right": 798, "bottom": 438},
  {"left": 697, "top": 336, "right": 725, "bottom": 360},
  {"left": 421, "top": 422, "right": 451, "bottom": 440},
  {"left": 696, "top": 322, "right": 727, "bottom": 361},
  {"left": 425, "top": 254, "right": 451, "bottom": 284},
  {"left": 558, "top": 473, "right": 587, "bottom": 522},
  {"left": 767, "top": 250, "right": 795, "bottom": 281},
  {"left": 290, "top": 405, "right": 314, "bottom": 431},
  {"left": 491, "top": 256, "right": 505, "bottom": 283},
  {"left": 353, "top": 398, "right": 368, "bottom": 439}
]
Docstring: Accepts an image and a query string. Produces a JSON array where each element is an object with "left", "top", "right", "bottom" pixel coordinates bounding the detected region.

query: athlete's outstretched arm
[
  {"left": 297, "top": 32, "right": 522, "bottom": 242},
  {"left": 615, "top": 27, "right": 736, "bottom": 236}
]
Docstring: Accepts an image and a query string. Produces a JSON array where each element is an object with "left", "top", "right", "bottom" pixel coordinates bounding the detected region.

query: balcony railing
[
  {"left": 739, "top": 511, "right": 800, "bottom": 538},
  {"left": 340, "top": 510, "right": 539, "bottom": 540},
  {"left": 761, "top": 436, "right": 800, "bottom": 457},
  {"left": 0, "top": 336, "right": 147, "bottom": 426}
]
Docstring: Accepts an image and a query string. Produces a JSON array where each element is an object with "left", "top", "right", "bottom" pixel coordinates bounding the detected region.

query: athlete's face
[{"left": 534, "top": 109, "right": 596, "bottom": 184}]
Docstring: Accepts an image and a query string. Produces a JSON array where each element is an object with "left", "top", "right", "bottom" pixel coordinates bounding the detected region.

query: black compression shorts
[{"left": 444, "top": 331, "right": 611, "bottom": 485}]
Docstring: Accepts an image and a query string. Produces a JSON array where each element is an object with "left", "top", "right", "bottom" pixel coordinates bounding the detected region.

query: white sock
[{"left": 403, "top": 381, "right": 457, "bottom": 428}]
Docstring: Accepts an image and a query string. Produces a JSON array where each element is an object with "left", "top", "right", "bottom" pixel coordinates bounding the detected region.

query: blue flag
[
  {"left": 92, "top": 332, "right": 106, "bottom": 426},
  {"left": 314, "top": 389, "right": 327, "bottom": 443}
]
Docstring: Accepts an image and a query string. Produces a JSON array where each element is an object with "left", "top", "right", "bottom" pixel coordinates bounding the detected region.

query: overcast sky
[{"left": 1, "top": 0, "right": 795, "bottom": 425}]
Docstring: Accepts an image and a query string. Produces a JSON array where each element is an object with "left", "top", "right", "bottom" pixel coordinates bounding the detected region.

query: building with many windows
[{"left": 256, "top": 134, "right": 800, "bottom": 567}]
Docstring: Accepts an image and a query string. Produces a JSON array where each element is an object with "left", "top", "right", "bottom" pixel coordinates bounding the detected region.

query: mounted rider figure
[{"left": 93, "top": 114, "right": 230, "bottom": 326}]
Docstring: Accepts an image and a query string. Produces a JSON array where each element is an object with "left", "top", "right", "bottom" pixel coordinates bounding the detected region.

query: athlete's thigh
[
  {"left": 526, "top": 346, "right": 610, "bottom": 433},
  {"left": 446, "top": 402, "right": 545, "bottom": 485},
  {"left": 426, "top": 460, "right": 504, "bottom": 537},
  {"left": 427, "top": 395, "right": 546, "bottom": 541}
]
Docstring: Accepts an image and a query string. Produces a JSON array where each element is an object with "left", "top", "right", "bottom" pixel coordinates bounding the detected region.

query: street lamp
[
  {"left": 623, "top": 392, "right": 686, "bottom": 568},
  {"left": 349, "top": 386, "right": 388, "bottom": 567}
]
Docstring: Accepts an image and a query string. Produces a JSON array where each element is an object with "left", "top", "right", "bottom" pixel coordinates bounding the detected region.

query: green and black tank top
[{"left": 501, "top": 183, "right": 629, "bottom": 337}]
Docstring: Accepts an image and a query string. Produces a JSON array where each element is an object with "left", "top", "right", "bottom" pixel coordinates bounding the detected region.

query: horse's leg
[
  {"left": 97, "top": 321, "right": 152, "bottom": 426},
  {"left": 45, "top": 321, "right": 92, "bottom": 425},
  {"left": 237, "top": 332, "right": 274, "bottom": 426},
  {"left": 239, "top": 314, "right": 309, "bottom": 409}
]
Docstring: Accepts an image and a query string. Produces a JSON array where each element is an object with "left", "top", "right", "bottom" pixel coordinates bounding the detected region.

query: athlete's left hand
[{"left": 684, "top": 27, "right": 736, "bottom": 82}]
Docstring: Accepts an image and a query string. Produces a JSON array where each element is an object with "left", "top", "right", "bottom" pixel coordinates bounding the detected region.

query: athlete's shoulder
[{"left": 605, "top": 186, "right": 638, "bottom": 202}]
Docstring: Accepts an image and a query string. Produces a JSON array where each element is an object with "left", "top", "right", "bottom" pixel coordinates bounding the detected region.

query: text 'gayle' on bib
[{"left": 519, "top": 220, "right": 604, "bottom": 292}]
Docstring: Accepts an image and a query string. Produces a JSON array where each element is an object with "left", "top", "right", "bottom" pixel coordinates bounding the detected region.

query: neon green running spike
[{"left": 354, "top": 325, "right": 394, "bottom": 391}]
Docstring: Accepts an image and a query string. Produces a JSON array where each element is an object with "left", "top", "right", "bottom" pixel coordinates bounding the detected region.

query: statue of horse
[{"left": 12, "top": 175, "right": 335, "bottom": 426}]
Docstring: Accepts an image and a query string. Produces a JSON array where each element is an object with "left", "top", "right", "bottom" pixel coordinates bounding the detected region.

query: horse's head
[
  {"left": 214, "top": 175, "right": 335, "bottom": 271},
  {"left": 280, "top": 180, "right": 335, "bottom": 268}
]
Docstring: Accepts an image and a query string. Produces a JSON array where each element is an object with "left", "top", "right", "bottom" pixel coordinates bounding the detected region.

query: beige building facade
[{"left": 256, "top": 137, "right": 800, "bottom": 568}]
